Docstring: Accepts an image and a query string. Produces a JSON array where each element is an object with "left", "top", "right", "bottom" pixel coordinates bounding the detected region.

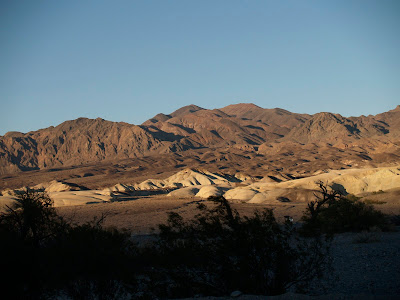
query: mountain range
[{"left": 1, "top": 103, "right": 399, "bottom": 188}]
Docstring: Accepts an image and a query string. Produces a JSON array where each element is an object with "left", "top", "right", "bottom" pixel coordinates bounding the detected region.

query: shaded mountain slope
[
  {"left": 0, "top": 118, "right": 165, "bottom": 174},
  {"left": 142, "top": 103, "right": 310, "bottom": 147},
  {"left": 283, "top": 112, "right": 389, "bottom": 144},
  {"left": 0, "top": 104, "right": 399, "bottom": 176},
  {"left": 374, "top": 105, "right": 400, "bottom": 138},
  {"left": 220, "top": 103, "right": 310, "bottom": 128}
]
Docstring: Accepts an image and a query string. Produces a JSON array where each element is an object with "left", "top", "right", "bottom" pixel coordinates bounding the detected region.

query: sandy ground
[
  {"left": 57, "top": 196, "right": 308, "bottom": 234},
  {"left": 55, "top": 188, "right": 400, "bottom": 235}
]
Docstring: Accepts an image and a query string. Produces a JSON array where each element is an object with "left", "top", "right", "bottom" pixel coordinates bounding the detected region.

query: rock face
[
  {"left": 0, "top": 118, "right": 164, "bottom": 174},
  {"left": 143, "top": 103, "right": 310, "bottom": 147},
  {"left": 0, "top": 104, "right": 399, "bottom": 175},
  {"left": 283, "top": 112, "right": 389, "bottom": 144},
  {"left": 374, "top": 105, "right": 400, "bottom": 138}
]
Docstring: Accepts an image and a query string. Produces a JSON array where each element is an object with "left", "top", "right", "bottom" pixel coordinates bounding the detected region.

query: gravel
[
  {"left": 180, "top": 230, "right": 400, "bottom": 299},
  {"left": 309, "top": 229, "right": 400, "bottom": 297}
]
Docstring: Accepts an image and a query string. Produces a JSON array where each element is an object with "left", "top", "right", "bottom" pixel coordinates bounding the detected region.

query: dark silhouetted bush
[
  {"left": 0, "top": 188, "right": 67, "bottom": 245},
  {"left": 0, "top": 190, "right": 332, "bottom": 299},
  {"left": 45, "top": 215, "right": 136, "bottom": 299},
  {"left": 0, "top": 189, "right": 69, "bottom": 298},
  {"left": 141, "top": 196, "right": 330, "bottom": 298},
  {"left": 0, "top": 190, "right": 135, "bottom": 299},
  {"left": 301, "top": 181, "right": 388, "bottom": 236}
]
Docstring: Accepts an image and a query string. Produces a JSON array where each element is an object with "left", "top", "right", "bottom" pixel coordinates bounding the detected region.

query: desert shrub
[
  {"left": 0, "top": 189, "right": 69, "bottom": 298},
  {"left": 44, "top": 216, "right": 136, "bottom": 299},
  {"left": 390, "top": 215, "right": 400, "bottom": 226},
  {"left": 0, "top": 190, "right": 136, "bottom": 299},
  {"left": 346, "top": 193, "right": 361, "bottom": 201},
  {"left": 0, "top": 190, "right": 333, "bottom": 299},
  {"left": 363, "top": 199, "right": 387, "bottom": 205},
  {"left": 0, "top": 188, "right": 67, "bottom": 245},
  {"left": 372, "top": 190, "right": 385, "bottom": 195},
  {"left": 301, "top": 181, "right": 388, "bottom": 236},
  {"left": 142, "top": 196, "right": 330, "bottom": 298},
  {"left": 352, "top": 228, "right": 381, "bottom": 244},
  {"left": 277, "top": 196, "right": 291, "bottom": 202}
]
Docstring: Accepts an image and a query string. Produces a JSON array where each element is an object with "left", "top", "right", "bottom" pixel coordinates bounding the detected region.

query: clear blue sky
[{"left": 1, "top": 0, "right": 399, "bottom": 135}]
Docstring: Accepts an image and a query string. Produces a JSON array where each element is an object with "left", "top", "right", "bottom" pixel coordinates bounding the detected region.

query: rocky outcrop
[
  {"left": 142, "top": 103, "right": 310, "bottom": 147},
  {"left": 0, "top": 118, "right": 165, "bottom": 174},
  {"left": 0, "top": 104, "right": 399, "bottom": 175},
  {"left": 283, "top": 112, "right": 389, "bottom": 144}
]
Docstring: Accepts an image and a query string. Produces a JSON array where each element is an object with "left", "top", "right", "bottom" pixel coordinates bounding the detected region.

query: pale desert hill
[
  {"left": 104, "top": 168, "right": 239, "bottom": 193},
  {"left": 126, "top": 165, "right": 400, "bottom": 203},
  {"left": 0, "top": 190, "right": 112, "bottom": 210},
  {"left": 245, "top": 165, "right": 400, "bottom": 202},
  {"left": 0, "top": 180, "right": 112, "bottom": 209},
  {"left": 2, "top": 165, "right": 399, "bottom": 212}
]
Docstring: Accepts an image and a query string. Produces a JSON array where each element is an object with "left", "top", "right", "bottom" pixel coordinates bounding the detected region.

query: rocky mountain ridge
[{"left": 1, "top": 103, "right": 399, "bottom": 175}]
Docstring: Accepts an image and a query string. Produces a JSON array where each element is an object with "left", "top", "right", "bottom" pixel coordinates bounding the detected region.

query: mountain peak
[
  {"left": 390, "top": 105, "right": 400, "bottom": 112},
  {"left": 3, "top": 131, "right": 25, "bottom": 138},
  {"left": 284, "top": 112, "right": 365, "bottom": 143},
  {"left": 170, "top": 104, "right": 204, "bottom": 118},
  {"left": 222, "top": 103, "right": 261, "bottom": 110},
  {"left": 312, "top": 112, "right": 343, "bottom": 121},
  {"left": 220, "top": 103, "right": 263, "bottom": 115},
  {"left": 1, "top": 104, "right": 399, "bottom": 176},
  {"left": 233, "top": 103, "right": 261, "bottom": 108}
]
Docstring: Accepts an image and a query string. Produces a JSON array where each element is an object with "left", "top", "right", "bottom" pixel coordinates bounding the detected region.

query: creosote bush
[
  {"left": 0, "top": 189, "right": 331, "bottom": 299},
  {"left": 141, "top": 196, "right": 330, "bottom": 298},
  {"left": 45, "top": 216, "right": 135, "bottom": 300},
  {"left": 0, "top": 189, "right": 135, "bottom": 299},
  {"left": 0, "top": 189, "right": 66, "bottom": 245},
  {"left": 301, "top": 181, "right": 388, "bottom": 236}
]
